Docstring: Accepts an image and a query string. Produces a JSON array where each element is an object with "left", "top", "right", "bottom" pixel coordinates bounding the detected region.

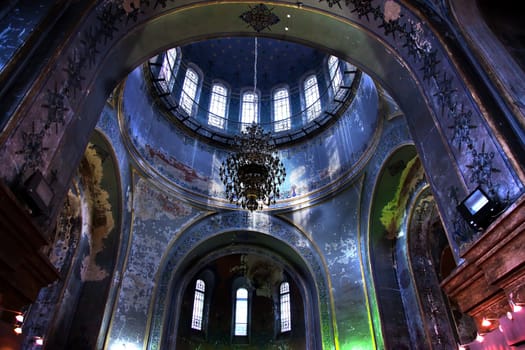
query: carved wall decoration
[
  {"left": 63, "top": 50, "right": 85, "bottom": 99},
  {"left": 15, "top": 122, "right": 49, "bottom": 174},
  {"left": 239, "top": 4, "right": 280, "bottom": 33},
  {"left": 80, "top": 26, "right": 100, "bottom": 69},
  {"left": 96, "top": 4, "right": 121, "bottom": 45},
  {"left": 449, "top": 106, "right": 475, "bottom": 150},
  {"left": 467, "top": 142, "right": 500, "bottom": 194},
  {"left": 42, "top": 85, "right": 68, "bottom": 134}
]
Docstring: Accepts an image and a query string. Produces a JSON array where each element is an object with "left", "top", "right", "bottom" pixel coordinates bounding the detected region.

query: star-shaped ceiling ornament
[{"left": 240, "top": 4, "right": 280, "bottom": 32}]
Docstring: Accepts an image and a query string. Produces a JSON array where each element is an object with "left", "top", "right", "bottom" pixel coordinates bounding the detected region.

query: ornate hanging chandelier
[
  {"left": 219, "top": 123, "right": 286, "bottom": 211},
  {"left": 219, "top": 37, "right": 286, "bottom": 211}
]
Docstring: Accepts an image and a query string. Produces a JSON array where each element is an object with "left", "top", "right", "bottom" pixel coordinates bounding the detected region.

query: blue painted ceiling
[{"left": 180, "top": 37, "right": 326, "bottom": 90}]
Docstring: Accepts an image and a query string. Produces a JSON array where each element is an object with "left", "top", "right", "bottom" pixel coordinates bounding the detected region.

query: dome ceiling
[{"left": 180, "top": 37, "right": 326, "bottom": 90}]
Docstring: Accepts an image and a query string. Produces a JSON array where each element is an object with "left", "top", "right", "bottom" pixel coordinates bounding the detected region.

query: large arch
[
  {"left": 145, "top": 211, "right": 332, "bottom": 350},
  {"left": 368, "top": 143, "right": 419, "bottom": 348},
  {"left": 0, "top": 1, "right": 522, "bottom": 264}
]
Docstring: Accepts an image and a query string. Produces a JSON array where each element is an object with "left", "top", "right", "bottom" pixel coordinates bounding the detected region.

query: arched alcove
[
  {"left": 368, "top": 143, "right": 420, "bottom": 348},
  {"left": 172, "top": 250, "right": 307, "bottom": 349},
  {"left": 146, "top": 212, "right": 332, "bottom": 350}
]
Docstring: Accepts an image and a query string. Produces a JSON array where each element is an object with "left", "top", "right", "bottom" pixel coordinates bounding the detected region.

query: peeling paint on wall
[
  {"left": 133, "top": 176, "right": 193, "bottom": 221},
  {"left": 324, "top": 237, "right": 358, "bottom": 267},
  {"left": 79, "top": 144, "right": 114, "bottom": 281},
  {"left": 384, "top": 0, "right": 401, "bottom": 22},
  {"left": 47, "top": 189, "right": 81, "bottom": 271}
]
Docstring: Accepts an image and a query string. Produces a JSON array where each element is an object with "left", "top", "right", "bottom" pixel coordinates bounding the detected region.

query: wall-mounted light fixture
[
  {"left": 0, "top": 307, "right": 24, "bottom": 335},
  {"left": 457, "top": 187, "right": 500, "bottom": 231},
  {"left": 481, "top": 317, "right": 498, "bottom": 328},
  {"left": 24, "top": 169, "right": 54, "bottom": 215}
]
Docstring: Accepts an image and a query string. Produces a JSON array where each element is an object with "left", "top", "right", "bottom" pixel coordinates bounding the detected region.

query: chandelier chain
[{"left": 253, "top": 37, "right": 258, "bottom": 96}]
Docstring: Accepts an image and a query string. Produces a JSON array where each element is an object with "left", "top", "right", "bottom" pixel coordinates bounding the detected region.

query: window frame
[
  {"left": 191, "top": 279, "right": 206, "bottom": 331},
  {"left": 179, "top": 66, "right": 201, "bottom": 116},
  {"left": 272, "top": 86, "right": 291, "bottom": 132},
  {"left": 231, "top": 278, "right": 251, "bottom": 344},
  {"left": 279, "top": 281, "right": 292, "bottom": 333},
  {"left": 303, "top": 74, "right": 322, "bottom": 123},
  {"left": 159, "top": 47, "right": 180, "bottom": 92},
  {"left": 240, "top": 89, "right": 260, "bottom": 131},
  {"left": 208, "top": 81, "right": 229, "bottom": 129},
  {"left": 328, "top": 55, "right": 344, "bottom": 99},
  {"left": 234, "top": 287, "right": 249, "bottom": 337}
]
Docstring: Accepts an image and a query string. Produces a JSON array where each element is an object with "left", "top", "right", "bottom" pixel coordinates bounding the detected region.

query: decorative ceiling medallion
[{"left": 240, "top": 4, "right": 280, "bottom": 32}]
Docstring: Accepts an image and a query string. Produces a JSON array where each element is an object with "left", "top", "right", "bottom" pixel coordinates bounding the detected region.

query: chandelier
[
  {"left": 219, "top": 123, "right": 286, "bottom": 211},
  {"left": 219, "top": 36, "right": 286, "bottom": 210}
]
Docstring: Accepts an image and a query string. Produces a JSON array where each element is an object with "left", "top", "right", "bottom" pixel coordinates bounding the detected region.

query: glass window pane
[
  {"left": 180, "top": 68, "right": 199, "bottom": 116},
  {"left": 328, "top": 55, "right": 343, "bottom": 98},
  {"left": 280, "top": 282, "right": 291, "bottom": 332},
  {"left": 160, "top": 48, "right": 177, "bottom": 91},
  {"left": 273, "top": 88, "right": 291, "bottom": 132},
  {"left": 280, "top": 281, "right": 289, "bottom": 294},
  {"left": 304, "top": 75, "right": 321, "bottom": 122},
  {"left": 235, "top": 288, "right": 248, "bottom": 336},
  {"left": 241, "top": 92, "right": 258, "bottom": 129},
  {"left": 191, "top": 279, "right": 205, "bottom": 330},
  {"left": 208, "top": 84, "right": 228, "bottom": 129}
]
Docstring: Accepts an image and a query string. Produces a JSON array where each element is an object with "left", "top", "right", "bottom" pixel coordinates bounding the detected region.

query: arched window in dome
[
  {"left": 241, "top": 91, "right": 259, "bottom": 129},
  {"left": 208, "top": 83, "right": 228, "bottom": 129},
  {"left": 273, "top": 87, "right": 291, "bottom": 132},
  {"left": 279, "top": 282, "right": 292, "bottom": 333},
  {"left": 234, "top": 288, "right": 249, "bottom": 336},
  {"left": 180, "top": 67, "right": 199, "bottom": 116},
  {"left": 304, "top": 75, "right": 322, "bottom": 122},
  {"left": 159, "top": 48, "right": 178, "bottom": 92},
  {"left": 328, "top": 55, "right": 344, "bottom": 98},
  {"left": 191, "top": 279, "right": 206, "bottom": 331}
]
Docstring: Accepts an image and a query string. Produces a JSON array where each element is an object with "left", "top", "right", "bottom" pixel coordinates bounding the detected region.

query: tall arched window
[
  {"left": 328, "top": 55, "right": 343, "bottom": 98},
  {"left": 159, "top": 48, "right": 178, "bottom": 92},
  {"left": 208, "top": 83, "right": 228, "bottom": 129},
  {"left": 234, "top": 288, "right": 249, "bottom": 336},
  {"left": 180, "top": 67, "right": 199, "bottom": 116},
  {"left": 191, "top": 279, "right": 206, "bottom": 331},
  {"left": 279, "top": 282, "right": 291, "bottom": 333},
  {"left": 304, "top": 75, "right": 322, "bottom": 122},
  {"left": 241, "top": 91, "right": 258, "bottom": 129},
  {"left": 273, "top": 88, "right": 291, "bottom": 132}
]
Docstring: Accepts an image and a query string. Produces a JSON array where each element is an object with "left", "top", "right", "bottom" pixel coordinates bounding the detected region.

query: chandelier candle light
[{"left": 219, "top": 123, "right": 286, "bottom": 211}]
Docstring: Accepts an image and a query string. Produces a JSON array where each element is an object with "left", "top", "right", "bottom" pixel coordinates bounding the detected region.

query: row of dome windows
[{"left": 157, "top": 48, "right": 353, "bottom": 133}]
